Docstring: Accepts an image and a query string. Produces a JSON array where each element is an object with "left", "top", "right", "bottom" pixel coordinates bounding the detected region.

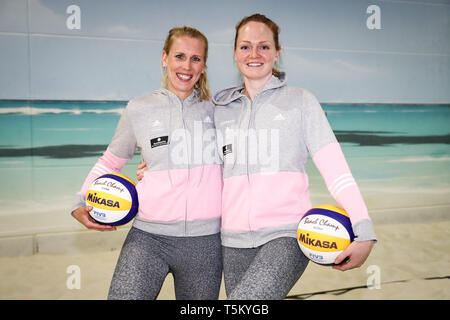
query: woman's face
[
  {"left": 162, "top": 36, "right": 206, "bottom": 100},
  {"left": 234, "top": 21, "right": 280, "bottom": 83}
]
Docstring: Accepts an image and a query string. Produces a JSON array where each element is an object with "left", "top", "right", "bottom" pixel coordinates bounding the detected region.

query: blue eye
[
  {"left": 175, "top": 54, "right": 184, "bottom": 59},
  {"left": 192, "top": 56, "right": 201, "bottom": 62}
]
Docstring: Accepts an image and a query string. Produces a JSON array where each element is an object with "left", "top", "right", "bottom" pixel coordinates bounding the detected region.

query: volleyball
[
  {"left": 85, "top": 173, "right": 138, "bottom": 226},
  {"left": 297, "top": 205, "right": 354, "bottom": 265}
]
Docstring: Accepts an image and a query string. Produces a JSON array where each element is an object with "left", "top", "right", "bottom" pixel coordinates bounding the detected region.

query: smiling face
[
  {"left": 162, "top": 36, "right": 206, "bottom": 100},
  {"left": 234, "top": 21, "right": 280, "bottom": 83}
]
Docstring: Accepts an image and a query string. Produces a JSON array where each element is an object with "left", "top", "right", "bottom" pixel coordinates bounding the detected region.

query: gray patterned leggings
[
  {"left": 108, "top": 227, "right": 222, "bottom": 300},
  {"left": 223, "top": 237, "right": 309, "bottom": 300}
]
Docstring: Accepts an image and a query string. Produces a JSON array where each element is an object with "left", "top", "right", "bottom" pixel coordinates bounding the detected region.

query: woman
[
  {"left": 212, "top": 14, "right": 377, "bottom": 299},
  {"left": 71, "top": 26, "right": 223, "bottom": 300}
]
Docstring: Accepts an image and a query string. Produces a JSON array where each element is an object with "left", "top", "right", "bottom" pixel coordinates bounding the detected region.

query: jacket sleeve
[
  {"left": 71, "top": 102, "right": 137, "bottom": 212},
  {"left": 312, "top": 143, "right": 377, "bottom": 242},
  {"left": 301, "top": 90, "right": 377, "bottom": 242}
]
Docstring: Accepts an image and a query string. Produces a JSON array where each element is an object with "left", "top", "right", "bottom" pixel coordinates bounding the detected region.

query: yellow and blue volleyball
[
  {"left": 85, "top": 173, "right": 138, "bottom": 226},
  {"left": 297, "top": 205, "right": 354, "bottom": 265}
]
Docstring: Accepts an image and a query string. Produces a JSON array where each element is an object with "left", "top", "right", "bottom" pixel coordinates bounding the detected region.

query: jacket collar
[
  {"left": 157, "top": 88, "right": 200, "bottom": 106},
  {"left": 213, "top": 72, "right": 287, "bottom": 106}
]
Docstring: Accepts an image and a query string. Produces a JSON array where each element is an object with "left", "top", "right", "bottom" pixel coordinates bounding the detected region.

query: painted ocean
[{"left": 0, "top": 100, "right": 449, "bottom": 218}]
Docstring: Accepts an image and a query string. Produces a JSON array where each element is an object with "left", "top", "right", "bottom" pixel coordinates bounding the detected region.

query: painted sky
[{"left": 0, "top": 0, "right": 449, "bottom": 103}]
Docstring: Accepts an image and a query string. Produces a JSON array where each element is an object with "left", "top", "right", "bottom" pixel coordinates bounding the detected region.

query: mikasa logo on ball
[
  {"left": 298, "top": 232, "right": 338, "bottom": 249},
  {"left": 87, "top": 192, "right": 120, "bottom": 208}
]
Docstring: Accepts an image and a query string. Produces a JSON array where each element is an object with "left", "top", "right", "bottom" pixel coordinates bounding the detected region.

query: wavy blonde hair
[{"left": 161, "top": 26, "right": 211, "bottom": 101}]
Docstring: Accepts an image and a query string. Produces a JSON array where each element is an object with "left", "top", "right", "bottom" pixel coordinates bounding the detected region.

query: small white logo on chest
[
  {"left": 273, "top": 113, "right": 285, "bottom": 121},
  {"left": 152, "top": 120, "right": 162, "bottom": 127}
]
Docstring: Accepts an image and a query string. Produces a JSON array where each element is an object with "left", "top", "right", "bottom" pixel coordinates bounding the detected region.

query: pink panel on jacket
[
  {"left": 221, "top": 171, "right": 312, "bottom": 232},
  {"left": 136, "top": 164, "right": 222, "bottom": 223}
]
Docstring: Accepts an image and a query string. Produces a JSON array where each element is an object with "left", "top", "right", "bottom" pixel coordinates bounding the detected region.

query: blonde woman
[{"left": 72, "top": 26, "right": 223, "bottom": 300}]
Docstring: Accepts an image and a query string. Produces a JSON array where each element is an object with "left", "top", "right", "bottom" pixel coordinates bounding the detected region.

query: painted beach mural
[
  {"left": 0, "top": 0, "right": 449, "bottom": 301},
  {"left": 1, "top": 0, "right": 449, "bottom": 224},
  {"left": 0, "top": 100, "right": 448, "bottom": 223}
]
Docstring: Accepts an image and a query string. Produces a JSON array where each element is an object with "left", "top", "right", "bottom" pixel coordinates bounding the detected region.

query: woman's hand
[
  {"left": 332, "top": 240, "right": 374, "bottom": 271},
  {"left": 72, "top": 206, "right": 116, "bottom": 231},
  {"left": 137, "top": 161, "right": 147, "bottom": 181}
]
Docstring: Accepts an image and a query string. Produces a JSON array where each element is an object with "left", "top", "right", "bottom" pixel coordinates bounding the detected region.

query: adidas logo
[
  {"left": 152, "top": 120, "right": 162, "bottom": 127},
  {"left": 273, "top": 113, "right": 285, "bottom": 121}
]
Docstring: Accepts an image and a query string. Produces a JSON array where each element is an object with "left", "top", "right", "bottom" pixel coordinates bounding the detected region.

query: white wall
[{"left": 0, "top": 0, "right": 449, "bottom": 103}]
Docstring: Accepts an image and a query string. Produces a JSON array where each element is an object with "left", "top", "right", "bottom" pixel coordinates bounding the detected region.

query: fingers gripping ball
[
  {"left": 297, "top": 205, "right": 354, "bottom": 265},
  {"left": 85, "top": 173, "right": 139, "bottom": 226}
]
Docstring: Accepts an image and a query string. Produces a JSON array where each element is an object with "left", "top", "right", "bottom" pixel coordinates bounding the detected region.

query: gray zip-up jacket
[
  {"left": 74, "top": 88, "right": 222, "bottom": 236},
  {"left": 213, "top": 73, "right": 376, "bottom": 248}
]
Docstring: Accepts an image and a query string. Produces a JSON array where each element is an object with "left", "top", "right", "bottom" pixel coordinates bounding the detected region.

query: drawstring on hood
[
  {"left": 168, "top": 95, "right": 174, "bottom": 187},
  {"left": 153, "top": 88, "right": 175, "bottom": 187},
  {"left": 159, "top": 88, "right": 204, "bottom": 188}
]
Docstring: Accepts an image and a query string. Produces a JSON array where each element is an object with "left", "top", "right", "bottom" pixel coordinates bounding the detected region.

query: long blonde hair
[{"left": 161, "top": 26, "right": 211, "bottom": 101}]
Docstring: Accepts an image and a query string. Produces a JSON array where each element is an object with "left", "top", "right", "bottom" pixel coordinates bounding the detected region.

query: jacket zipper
[{"left": 246, "top": 97, "right": 255, "bottom": 247}]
